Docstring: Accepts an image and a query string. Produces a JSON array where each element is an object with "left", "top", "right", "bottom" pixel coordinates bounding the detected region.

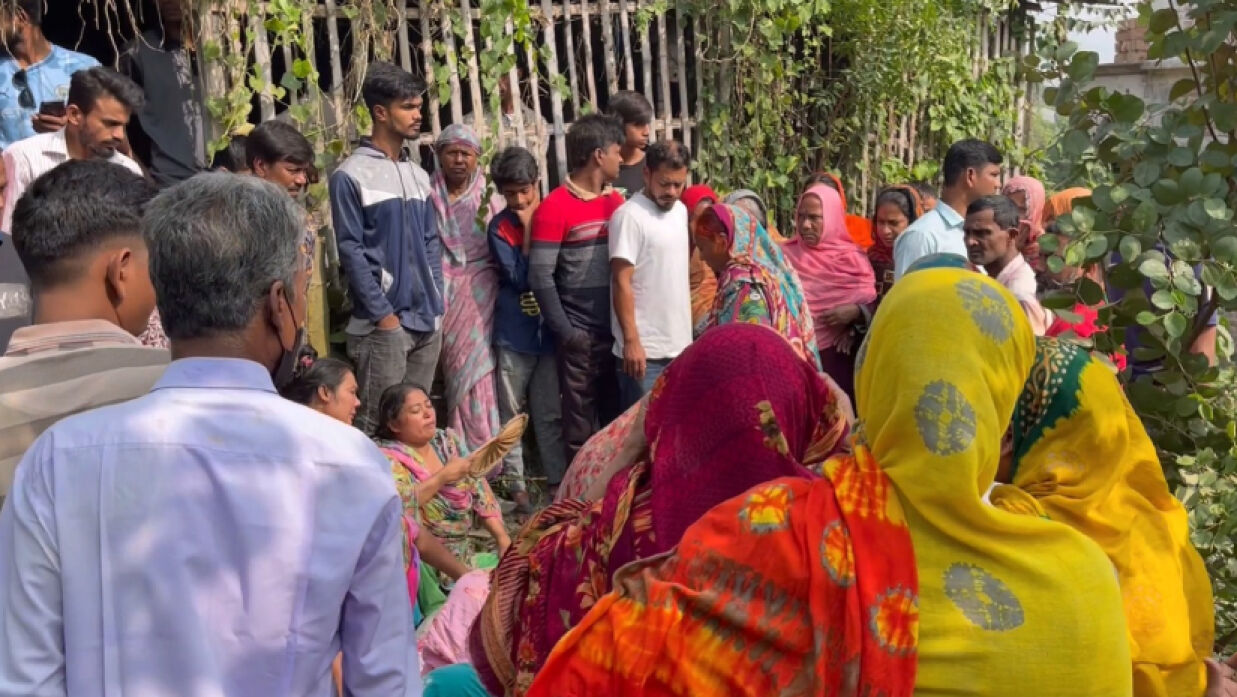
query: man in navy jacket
[{"left": 330, "top": 62, "right": 443, "bottom": 434}]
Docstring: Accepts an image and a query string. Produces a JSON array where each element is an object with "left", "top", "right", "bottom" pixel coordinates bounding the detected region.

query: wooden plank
[
  {"left": 523, "top": 27, "right": 551, "bottom": 191},
  {"left": 398, "top": 0, "right": 413, "bottom": 72},
  {"left": 692, "top": 15, "right": 703, "bottom": 156},
  {"left": 578, "top": 0, "right": 598, "bottom": 108},
  {"left": 323, "top": 0, "right": 347, "bottom": 129},
  {"left": 539, "top": 0, "right": 570, "bottom": 181},
  {"left": 420, "top": 0, "right": 442, "bottom": 134},
  {"left": 459, "top": 0, "right": 486, "bottom": 134},
  {"left": 639, "top": 1, "right": 655, "bottom": 138},
  {"left": 656, "top": 10, "right": 672, "bottom": 141},
  {"left": 674, "top": 3, "right": 689, "bottom": 146},
  {"left": 196, "top": 8, "right": 227, "bottom": 144},
  {"left": 441, "top": 2, "right": 465, "bottom": 127},
  {"left": 599, "top": 0, "right": 618, "bottom": 93},
  {"left": 281, "top": 42, "right": 297, "bottom": 105},
  {"left": 505, "top": 18, "right": 528, "bottom": 150},
  {"left": 249, "top": 8, "right": 276, "bottom": 121},
  {"left": 561, "top": 0, "right": 583, "bottom": 116},
  {"left": 618, "top": 0, "right": 636, "bottom": 90}
]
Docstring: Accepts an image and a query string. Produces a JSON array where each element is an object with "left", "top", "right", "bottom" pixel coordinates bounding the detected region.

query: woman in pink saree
[{"left": 430, "top": 124, "right": 501, "bottom": 449}]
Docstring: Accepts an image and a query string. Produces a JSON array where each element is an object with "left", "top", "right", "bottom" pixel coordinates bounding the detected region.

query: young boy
[
  {"left": 606, "top": 90, "right": 652, "bottom": 199},
  {"left": 488, "top": 147, "right": 565, "bottom": 510}
]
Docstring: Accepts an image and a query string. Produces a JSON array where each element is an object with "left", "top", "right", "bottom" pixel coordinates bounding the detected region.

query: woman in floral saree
[{"left": 470, "top": 323, "right": 852, "bottom": 696}]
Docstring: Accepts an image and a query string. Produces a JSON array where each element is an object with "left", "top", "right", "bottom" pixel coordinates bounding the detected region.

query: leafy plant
[{"left": 1028, "top": 0, "right": 1237, "bottom": 649}]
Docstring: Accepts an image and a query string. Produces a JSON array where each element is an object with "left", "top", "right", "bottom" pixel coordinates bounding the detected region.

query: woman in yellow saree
[
  {"left": 993, "top": 336, "right": 1213, "bottom": 697},
  {"left": 859, "top": 268, "right": 1133, "bottom": 695}
]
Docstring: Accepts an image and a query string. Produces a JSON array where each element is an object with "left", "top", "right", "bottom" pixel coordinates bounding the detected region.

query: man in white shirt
[
  {"left": 0, "top": 173, "right": 419, "bottom": 697},
  {"left": 610, "top": 139, "right": 692, "bottom": 410},
  {"left": 893, "top": 138, "right": 1002, "bottom": 279},
  {"left": 2, "top": 67, "right": 144, "bottom": 231},
  {"left": 964, "top": 194, "right": 1049, "bottom": 335}
]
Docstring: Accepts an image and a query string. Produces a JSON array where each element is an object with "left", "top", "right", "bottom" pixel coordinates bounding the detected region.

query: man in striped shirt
[
  {"left": 0, "top": 160, "right": 166, "bottom": 506},
  {"left": 529, "top": 114, "right": 626, "bottom": 463}
]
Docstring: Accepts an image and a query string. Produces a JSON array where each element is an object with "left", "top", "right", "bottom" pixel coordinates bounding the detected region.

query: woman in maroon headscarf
[
  {"left": 682, "top": 184, "right": 720, "bottom": 326},
  {"left": 781, "top": 184, "right": 877, "bottom": 400},
  {"left": 470, "top": 323, "right": 853, "bottom": 697}
]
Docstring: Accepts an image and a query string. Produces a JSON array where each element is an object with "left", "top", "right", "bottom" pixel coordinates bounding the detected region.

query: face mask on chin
[{"left": 271, "top": 287, "right": 306, "bottom": 390}]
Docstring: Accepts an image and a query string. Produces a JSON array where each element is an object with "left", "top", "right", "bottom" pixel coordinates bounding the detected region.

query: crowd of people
[{"left": 0, "top": 0, "right": 1229, "bottom": 695}]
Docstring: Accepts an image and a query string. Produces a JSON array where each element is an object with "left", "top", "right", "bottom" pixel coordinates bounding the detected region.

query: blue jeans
[{"left": 616, "top": 358, "right": 670, "bottom": 413}]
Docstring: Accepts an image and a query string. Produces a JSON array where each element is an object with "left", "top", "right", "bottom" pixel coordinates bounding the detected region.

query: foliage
[
  {"left": 1027, "top": 0, "right": 1237, "bottom": 649},
  {"left": 684, "top": 0, "right": 1029, "bottom": 227}
]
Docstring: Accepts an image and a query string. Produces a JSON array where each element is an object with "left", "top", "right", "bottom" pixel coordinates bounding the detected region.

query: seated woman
[
  {"left": 692, "top": 202, "right": 821, "bottom": 368},
  {"left": 781, "top": 184, "right": 877, "bottom": 400},
  {"left": 993, "top": 336, "right": 1212, "bottom": 697},
  {"left": 530, "top": 269, "right": 1134, "bottom": 697},
  {"left": 279, "top": 357, "right": 361, "bottom": 424},
  {"left": 868, "top": 185, "right": 926, "bottom": 298},
  {"left": 470, "top": 323, "right": 853, "bottom": 696}
]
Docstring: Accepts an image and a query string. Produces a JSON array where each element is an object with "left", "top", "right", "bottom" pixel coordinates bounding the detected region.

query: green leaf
[
  {"left": 292, "top": 59, "right": 313, "bottom": 79},
  {"left": 1170, "top": 77, "right": 1198, "bottom": 102},
  {"left": 1152, "top": 289, "right": 1177, "bottom": 309},
  {"left": 1204, "top": 198, "right": 1229, "bottom": 220},
  {"left": 1168, "top": 146, "right": 1196, "bottom": 167},
  {"left": 1085, "top": 235, "right": 1109, "bottom": 259},
  {"left": 1068, "top": 51, "right": 1100, "bottom": 81},
  {"left": 1153, "top": 178, "right": 1183, "bottom": 205},
  {"left": 1119, "top": 236, "right": 1142, "bottom": 261},
  {"left": 1041, "top": 290, "right": 1077, "bottom": 310},
  {"left": 1180, "top": 167, "right": 1204, "bottom": 196},
  {"left": 1165, "top": 311, "right": 1188, "bottom": 338},
  {"left": 1134, "top": 161, "right": 1160, "bottom": 187},
  {"left": 1150, "top": 8, "right": 1179, "bottom": 33},
  {"left": 1136, "top": 310, "right": 1159, "bottom": 326},
  {"left": 1213, "top": 236, "right": 1237, "bottom": 263},
  {"left": 1109, "top": 93, "right": 1145, "bottom": 123},
  {"left": 1079, "top": 277, "right": 1106, "bottom": 305},
  {"left": 1132, "top": 200, "right": 1159, "bottom": 231},
  {"left": 1139, "top": 257, "right": 1171, "bottom": 283}
]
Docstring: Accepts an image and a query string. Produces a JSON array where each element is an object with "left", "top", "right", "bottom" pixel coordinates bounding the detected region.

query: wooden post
[
  {"left": 441, "top": 2, "right": 465, "bottom": 127},
  {"left": 656, "top": 10, "right": 672, "bottom": 141},
  {"left": 195, "top": 7, "right": 227, "bottom": 145},
  {"left": 420, "top": 1, "right": 442, "bottom": 134},
  {"left": 562, "top": 0, "right": 583, "bottom": 116},
  {"left": 324, "top": 0, "right": 347, "bottom": 129},
  {"left": 249, "top": 7, "right": 276, "bottom": 122},
  {"left": 281, "top": 42, "right": 298, "bottom": 105},
  {"left": 578, "top": 0, "right": 598, "bottom": 108},
  {"left": 459, "top": 0, "right": 485, "bottom": 134},
  {"left": 618, "top": 0, "right": 636, "bottom": 90},
  {"left": 524, "top": 35, "right": 550, "bottom": 190},
  {"left": 673, "top": 4, "right": 689, "bottom": 145},
  {"left": 505, "top": 18, "right": 527, "bottom": 149},
  {"left": 398, "top": 0, "right": 414, "bottom": 72},
  {"left": 639, "top": 1, "right": 655, "bottom": 138},
  {"left": 539, "top": 0, "right": 569, "bottom": 181},
  {"left": 599, "top": 0, "right": 619, "bottom": 93},
  {"left": 692, "top": 15, "right": 704, "bottom": 159}
]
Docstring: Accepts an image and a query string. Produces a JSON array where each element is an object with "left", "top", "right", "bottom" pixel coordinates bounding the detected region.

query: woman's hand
[
  {"left": 496, "top": 533, "right": 512, "bottom": 558},
  {"left": 821, "top": 304, "right": 861, "bottom": 327},
  {"left": 1207, "top": 655, "right": 1237, "bottom": 697},
  {"left": 440, "top": 457, "right": 471, "bottom": 484}
]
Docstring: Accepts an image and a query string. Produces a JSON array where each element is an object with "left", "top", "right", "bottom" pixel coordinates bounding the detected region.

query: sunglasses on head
[{"left": 11, "top": 69, "right": 32, "bottom": 109}]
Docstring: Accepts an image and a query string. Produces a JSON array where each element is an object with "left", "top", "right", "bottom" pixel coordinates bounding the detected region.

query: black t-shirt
[
  {"left": 120, "top": 30, "right": 205, "bottom": 187},
  {"left": 614, "top": 161, "right": 645, "bottom": 199}
]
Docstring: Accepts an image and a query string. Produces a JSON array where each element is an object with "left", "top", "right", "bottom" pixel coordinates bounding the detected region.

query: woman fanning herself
[
  {"left": 430, "top": 124, "right": 501, "bottom": 449},
  {"left": 470, "top": 324, "right": 852, "bottom": 696},
  {"left": 782, "top": 184, "right": 877, "bottom": 400},
  {"left": 1001, "top": 175, "right": 1046, "bottom": 270},
  {"left": 862, "top": 268, "right": 1130, "bottom": 696},
  {"left": 869, "top": 185, "right": 926, "bottom": 298},
  {"left": 692, "top": 203, "right": 821, "bottom": 368},
  {"left": 993, "top": 337, "right": 1212, "bottom": 697}
]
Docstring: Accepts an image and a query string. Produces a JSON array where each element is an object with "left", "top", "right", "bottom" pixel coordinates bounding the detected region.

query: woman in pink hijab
[
  {"left": 1001, "top": 175, "right": 1047, "bottom": 271},
  {"left": 781, "top": 184, "right": 877, "bottom": 400}
]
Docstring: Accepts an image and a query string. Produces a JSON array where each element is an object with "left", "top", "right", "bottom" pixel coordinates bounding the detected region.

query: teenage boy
[{"left": 606, "top": 90, "right": 652, "bottom": 198}]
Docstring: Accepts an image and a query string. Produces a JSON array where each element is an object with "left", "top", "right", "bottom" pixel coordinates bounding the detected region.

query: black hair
[
  {"left": 566, "top": 113, "right": 625, "bottom": 171},
  {"left": 246, "top": 120, "right": 314, "bottom": 169},
  {"left": 12, "top": 0, "right": 41, "bottom": 25},
  {"left": 966, "top": 194, "right": 1021, "bottom": 231},
  {"left": 67, "top": 67, "right": 144, "bottom": 115},
  {"left": 644, "top": 139, "right": 691, "bottom": 172},
  {"left": 491, "top": 146, "right": 539, "bottom": 189},
  {"left": 941, "top": 138, "right": 1003, "bottom": 188},
  {"left": 11, "top": 160, "right": 158, "bottom": 292},
  {"left": 362, "top": 61, "right": 426, "bottom": 114},
  {"left": 209, "top": 134, "right": 249, "bottom": 171},
  {"left": 606, "top": 90, "right": 653, "bottom": 126},
  {"left": 874, "top": 187, "right": 921, "bottom": 224},
  {"left": 374, "top": 381, "right": 430, "bottom": 441},
  {"left": 280, "top": 357, "right": 354, "bottom": 406},
  {"left": 912, "top": 181, "right": 939, "bottom": 203}
]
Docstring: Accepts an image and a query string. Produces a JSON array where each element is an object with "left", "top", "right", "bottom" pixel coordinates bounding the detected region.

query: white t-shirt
[{"left": 608, "top": 191, "right": 692, "bottom": 360}]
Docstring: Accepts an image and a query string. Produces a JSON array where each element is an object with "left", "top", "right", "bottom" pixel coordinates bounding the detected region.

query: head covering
[
  {"left": 1042, "top": 187, "right": 1092, "bottom": 226},
  {"left": 1001, "top": 176, "right": 1046, "bottom": 269},
  {"left": 723, "top": 189, "right": 767, "bottom": 225},
  {"left": 868, "top": 184, "right": 926, "bottom": 269},
  {"left": 681, "top": 184, "right": 719, "bottom": 214},
  {"left": 813, "top": 171, "right": 876, "bottom": 249},
  {"left": 856, "top": 268, "right": 1132, "bottom": 697},
  {"left": 435, "top": 123, "right": 483, "bottom": 153},
  {"left": 697, "top": 204, "right": 821, "bottom": 368},
  {"left": 994, "top": 337, "right": 1212, "bottom": 697},
  {"left": 472, "top": 323, "right": 853, "bottom": 696},
  {"left": 781, "top": 184, "right": 877, "bottom": 349},
  {"left": 424, "top": 664, "right": 490, "bottom": 697},
  {"left": 528, "top": 464, "right": 917, "bottom": 697},
  {"left": 905, "top": 252, "right": 975, "bottom": 274}
]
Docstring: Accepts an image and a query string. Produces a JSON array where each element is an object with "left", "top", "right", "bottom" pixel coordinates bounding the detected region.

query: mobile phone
[{"left": 38, "top": 101, "right": 65, "bottom": 117}]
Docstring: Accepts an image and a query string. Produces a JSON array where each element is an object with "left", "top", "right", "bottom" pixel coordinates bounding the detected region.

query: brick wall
[{"left": 1115, "top": 18, "right": 1149, "bottom": 63}]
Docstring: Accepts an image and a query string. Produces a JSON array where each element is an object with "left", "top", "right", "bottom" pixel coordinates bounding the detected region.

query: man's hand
[
  {"left": 1206, "top": 655, "right": 1237, "bottom": 697},
  {"left": 623, "top": 339, "right": 647, "bottom": 381},
  {"left": 31, "top": 113, "right": 66, "bottom": 134},
  {"left": 821, "top": 304, "right": 861, "bottom": 327},
  {"left": 376, "top": 314, "right": 401, "bottom": 330},
  {"left": 516, "top": 206, "right": 536, "bottom": 253}
]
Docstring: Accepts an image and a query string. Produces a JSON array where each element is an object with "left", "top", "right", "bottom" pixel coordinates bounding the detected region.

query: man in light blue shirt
[
  {"left": 0, "top": 0, "right": 100, "bottom": 149},
  {"left": 893, "top": 138, "right": 1003, "bottom": 279},
  {"left": 0, "top": 174, "right": 420, "bottom": 697}
]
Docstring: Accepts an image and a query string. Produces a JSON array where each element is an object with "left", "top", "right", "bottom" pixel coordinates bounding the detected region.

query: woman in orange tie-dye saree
[{"left": 470, "top": 322, "right": 854, "bottom": 696}]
